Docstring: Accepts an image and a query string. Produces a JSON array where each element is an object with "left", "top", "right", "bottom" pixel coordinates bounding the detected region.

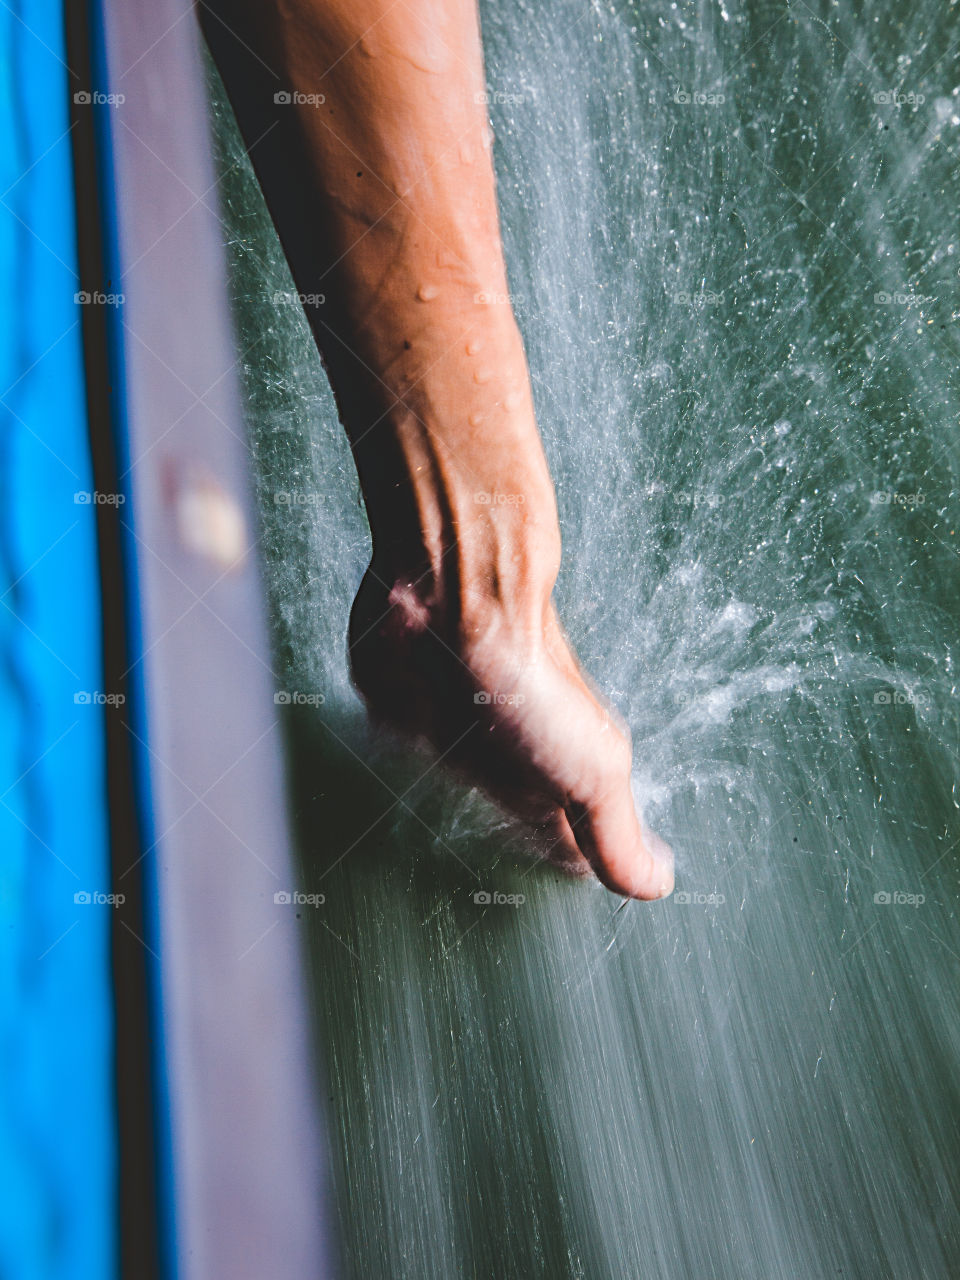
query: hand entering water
[
  {"left": 350, "top": 561, "right": 674, "bottom": 899},
  {"left": 203, "top": 0, "right": 674, "bottom": 898}
]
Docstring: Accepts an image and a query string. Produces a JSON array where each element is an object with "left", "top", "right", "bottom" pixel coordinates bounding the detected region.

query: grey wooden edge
[{"left": 96, "top": 0, "right": 334, "bottom": 1274}]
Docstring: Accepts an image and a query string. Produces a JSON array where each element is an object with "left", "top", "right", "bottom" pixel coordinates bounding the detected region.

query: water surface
[{"left": 209, "top": 3, "right": 959, "bottom": 1273}]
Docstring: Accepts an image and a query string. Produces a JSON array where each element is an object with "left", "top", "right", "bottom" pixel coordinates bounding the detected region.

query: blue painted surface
[{"left": 0, "top": 1, "right": 116, "bottom": 1277}]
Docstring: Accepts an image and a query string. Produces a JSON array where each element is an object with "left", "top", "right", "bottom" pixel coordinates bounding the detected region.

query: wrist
[{"left": 364, "top": 402, "right": 562, "bottom": 639}]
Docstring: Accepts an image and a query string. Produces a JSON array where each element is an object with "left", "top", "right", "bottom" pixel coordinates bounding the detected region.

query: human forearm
[{"left": 203, "top": 0, "right": 559, "bottom": 596}]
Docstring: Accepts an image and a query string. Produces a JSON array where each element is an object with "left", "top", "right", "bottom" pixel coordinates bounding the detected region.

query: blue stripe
[{"left": 0, "top": 2, "right": 116, "bottom": 1277}]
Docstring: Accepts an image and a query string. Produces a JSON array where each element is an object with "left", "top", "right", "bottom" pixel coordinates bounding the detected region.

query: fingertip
[
  {"left": 639, "top": 825, "right": 674, "bottom": 900},
  {"left": 566, "top": 796, "right": 674, "bottom": 901},
  {"left": 603, "top": 822, "right": 674, "bottom": 901},
  {"left": 561, "top": 752, "right": 677, "bottom": 899}
]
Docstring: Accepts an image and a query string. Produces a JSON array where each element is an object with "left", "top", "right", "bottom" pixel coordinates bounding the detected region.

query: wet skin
[{"left": 202, "top": 0, "right": 674, "bottom": 898}]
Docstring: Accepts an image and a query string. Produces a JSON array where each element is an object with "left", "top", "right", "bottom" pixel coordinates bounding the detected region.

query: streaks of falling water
[{"left": 206, "top": 0, "right": 960, "bottom": 1274}]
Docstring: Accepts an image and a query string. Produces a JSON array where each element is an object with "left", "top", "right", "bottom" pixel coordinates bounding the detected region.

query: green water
[{"left": 208, "top": 1, "right": 960, "bottom": 1274}]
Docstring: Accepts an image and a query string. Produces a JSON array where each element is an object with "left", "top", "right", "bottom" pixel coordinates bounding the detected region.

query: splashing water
[{"left": 208, "top": 0, "right": 959, "bottom": 1274}]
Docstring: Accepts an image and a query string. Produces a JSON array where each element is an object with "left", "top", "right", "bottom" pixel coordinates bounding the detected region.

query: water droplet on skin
[
  {"left": 465, "top": 339, "right": 483, "bottom": 355},
  {"left": 474, "top": 367, "right": 493, "bottom": 384},
  {"left": 468, "top": 411, "right": 484, "bottom": 427},
  {"left": 460, "top": 142, "right": 476, "bottom": 165},
  {"left": 402, "top": 48, "right": 446, "bottom": 74},
  {"left": 358, "top": 35, "right": 379, "bottom": 57},
  {"left": 505, "top": 389, "right": 522, "bottom": 410},
  {"left": 417, "top": 283, "right": 439, "bottom": 301}
]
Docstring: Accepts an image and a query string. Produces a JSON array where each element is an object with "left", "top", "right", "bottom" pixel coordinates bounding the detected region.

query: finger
[{"left": 565, "top": 778, "right": 674, "bottom": 900}]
